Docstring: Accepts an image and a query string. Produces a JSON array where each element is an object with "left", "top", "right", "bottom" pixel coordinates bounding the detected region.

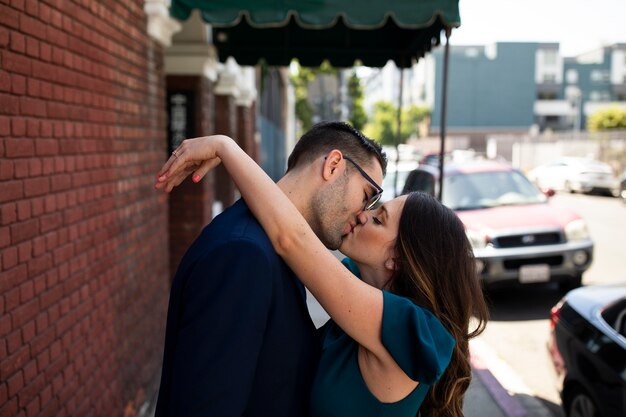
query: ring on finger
[{"left": 172, "top": 149, "right": 179, "bottom": 158}]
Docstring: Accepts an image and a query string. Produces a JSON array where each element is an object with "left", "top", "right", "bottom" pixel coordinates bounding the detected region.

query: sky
[{"left": 452, "top": 0, "right": 626, "bottom": 57}]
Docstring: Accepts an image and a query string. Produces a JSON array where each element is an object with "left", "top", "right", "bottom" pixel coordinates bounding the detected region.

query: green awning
[{"left": 170, "top": 0, "right": 460, "bottom": 68}]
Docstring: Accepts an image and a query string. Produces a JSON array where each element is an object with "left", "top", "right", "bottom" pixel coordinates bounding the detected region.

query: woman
[{"left": 155, "top": 135, "right": 488, "bottom": 417}]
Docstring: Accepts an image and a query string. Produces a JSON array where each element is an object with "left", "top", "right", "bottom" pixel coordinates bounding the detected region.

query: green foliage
[
  {"left": 347, "top": 72, "right": 367, "bottom": 130},
  {"left": 290, "top": 61, "right": 315, "bottom": 133},
  {"left": 587, "top": 107, "right": 626, "bottom": 131},
  {"left": 363, "top": 101, "right": 430, "bottom": 145}
]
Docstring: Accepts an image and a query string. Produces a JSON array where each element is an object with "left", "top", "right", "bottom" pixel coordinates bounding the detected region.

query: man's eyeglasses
[{"left": 343, "top": 156, "right": 383, "bottom": 210}]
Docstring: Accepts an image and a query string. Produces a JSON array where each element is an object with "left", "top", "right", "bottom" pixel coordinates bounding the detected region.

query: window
[
  {"left": 538, "top": 92, "right": 557, "bottom": 100},
  {"left": 543, "top": 50, "right": 558, "bottom": 66},
  {"left": 590, "top": 70, "right": 610, "bottom": 83},
  {"left": 566, "top": 69, "right": 578, "bottom": 84},
  {"left": 542, "top": 74, "right": 557, "bottom": 83}
]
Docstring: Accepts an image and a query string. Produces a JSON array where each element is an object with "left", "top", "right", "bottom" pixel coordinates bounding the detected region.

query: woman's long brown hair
[{"left": 389, "top": 192, "right": 489, "bottom": 417}]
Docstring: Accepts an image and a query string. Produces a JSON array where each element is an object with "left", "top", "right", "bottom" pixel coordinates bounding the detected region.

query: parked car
[
  {"left": 547, "top": 283, "right": 626, "bottom": 417},
  {"left": 401, "top": 161, "right": 594, "bottom": 292},
  {"left": 527, "top": 157, "right": 621, "bottom": 197},
  {"left": 381, "top": 161, "right": 419, "bottom": 202}
]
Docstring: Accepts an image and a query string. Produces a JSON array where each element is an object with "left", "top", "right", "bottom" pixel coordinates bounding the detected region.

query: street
[
  {"left": 306, "top": 192, "right": 626, "bottom": 417},
  {"left": 476, "top": 192, "right": 626, "bottom": 417}
]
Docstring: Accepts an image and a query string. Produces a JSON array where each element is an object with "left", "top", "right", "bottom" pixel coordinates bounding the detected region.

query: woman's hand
[{"left": 155, "top": 135, "right": 232, "bottom": 192}]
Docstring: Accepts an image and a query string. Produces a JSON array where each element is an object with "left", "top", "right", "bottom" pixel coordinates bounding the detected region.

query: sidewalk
[{"left": 465, "top": 339, "right": 554, "bottom": 417}]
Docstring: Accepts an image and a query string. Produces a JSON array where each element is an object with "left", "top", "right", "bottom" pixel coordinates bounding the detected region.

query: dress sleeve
[{"left": 381, "top": 291, "right": 456, "bottom": 385}]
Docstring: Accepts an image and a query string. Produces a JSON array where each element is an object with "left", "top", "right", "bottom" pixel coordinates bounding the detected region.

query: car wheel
[
  {"left": 564, "top": 180, "right": 574, "bottom": 193},
  {"left": 566, "top": 387, "right": 600, "bottom": 417},
  {"left": 559, "top": 275, "right": 582, "bottom": 294}
]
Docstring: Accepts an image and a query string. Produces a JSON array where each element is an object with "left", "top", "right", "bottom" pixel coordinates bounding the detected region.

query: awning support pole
[
  {"left": 394, "top": 60, "right": 405, "bottom": 198},
  {"left": 438, "top": 28, "right": 451, "bottom": 202}
]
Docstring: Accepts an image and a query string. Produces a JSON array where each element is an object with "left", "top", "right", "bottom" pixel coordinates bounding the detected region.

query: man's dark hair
[{"left": 286, "top": 121, "right": 387, "bottom": 176}]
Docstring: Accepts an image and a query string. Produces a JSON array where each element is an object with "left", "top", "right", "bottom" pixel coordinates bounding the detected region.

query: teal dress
[{"left": 310, "top": 259, "right": 455, "bottom": 417}]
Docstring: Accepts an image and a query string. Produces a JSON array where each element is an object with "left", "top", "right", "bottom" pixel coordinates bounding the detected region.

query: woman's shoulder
[{"left": 380, "top": 291, "right": 456, "bottom": 385}]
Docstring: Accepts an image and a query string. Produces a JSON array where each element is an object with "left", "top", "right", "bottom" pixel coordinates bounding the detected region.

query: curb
[{"left": 470, "top": 339, "right": 554, "bottom": 417}]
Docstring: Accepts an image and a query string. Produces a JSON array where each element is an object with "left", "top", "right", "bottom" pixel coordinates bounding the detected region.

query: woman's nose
[{"left": 357, "top": 211, "right": 368, "bottom": 225}]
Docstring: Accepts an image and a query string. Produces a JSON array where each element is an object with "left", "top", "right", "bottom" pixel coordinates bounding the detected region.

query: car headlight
[
  {"left": 564, "top": 219, "right": 590, "bottom": 241},
  {"left": 466, "top": 229, "right": 487, "bottom": 249}
]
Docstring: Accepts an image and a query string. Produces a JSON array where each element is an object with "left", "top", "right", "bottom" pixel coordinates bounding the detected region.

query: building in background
[{"left": 363, "top": 42, "right": 626, "bottom": 151}]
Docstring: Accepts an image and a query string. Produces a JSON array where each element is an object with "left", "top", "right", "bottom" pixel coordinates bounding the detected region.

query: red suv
[{"left": 402, "top": 160, "right": 594, "bottom": 292}]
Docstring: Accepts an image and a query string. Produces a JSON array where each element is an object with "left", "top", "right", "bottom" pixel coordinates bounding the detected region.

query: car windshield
[{"left": 443, "top": 170, "right": 547, "bottom": 210}]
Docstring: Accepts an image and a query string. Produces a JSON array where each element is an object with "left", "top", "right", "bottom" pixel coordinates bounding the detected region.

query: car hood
[{"left": 456, "top": 202, "right": 581, "bottom": 232}]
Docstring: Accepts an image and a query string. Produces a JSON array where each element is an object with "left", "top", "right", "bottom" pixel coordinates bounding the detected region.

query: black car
[
  {"left": 548, "top": 283, "right": 626, "bottom": 417},
  {"left": 620, "top": 172, "right": 626, "bottom": 203}
]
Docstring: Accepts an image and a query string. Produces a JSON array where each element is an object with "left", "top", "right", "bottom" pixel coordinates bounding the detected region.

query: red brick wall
[{"left": 0, "top": 1, "right": 170, "bottom": 416}]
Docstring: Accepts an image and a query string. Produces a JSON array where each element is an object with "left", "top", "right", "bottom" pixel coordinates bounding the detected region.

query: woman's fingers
[{"left": 192, "top": 158, "right": 221, "bottom": 183}]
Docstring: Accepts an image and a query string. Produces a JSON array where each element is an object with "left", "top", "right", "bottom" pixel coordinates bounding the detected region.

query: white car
[{"left": 528, "top": 157, "right": 621, "bottom": 197}]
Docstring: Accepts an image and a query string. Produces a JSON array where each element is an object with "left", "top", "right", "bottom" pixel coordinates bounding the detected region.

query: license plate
[{"left": 519, "top": 264, "right": 550, "bottom": 283}]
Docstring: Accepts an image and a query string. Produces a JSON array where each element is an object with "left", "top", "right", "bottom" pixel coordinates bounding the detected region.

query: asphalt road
[{"left": 476, "top": 192, "right": 626, "bottom": 417}]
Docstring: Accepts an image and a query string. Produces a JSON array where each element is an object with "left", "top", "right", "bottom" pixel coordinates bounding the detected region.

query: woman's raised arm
[{"left": 156, "top": 136, "right": 389, "bottom": 358}]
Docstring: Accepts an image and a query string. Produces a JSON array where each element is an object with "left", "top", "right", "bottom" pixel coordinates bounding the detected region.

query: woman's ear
[
  {"left": 384, "top": 257, "right": 397, "bottom": 272},
  {"left": 322, "top": 149, "right": 344, "bottom": 180}
]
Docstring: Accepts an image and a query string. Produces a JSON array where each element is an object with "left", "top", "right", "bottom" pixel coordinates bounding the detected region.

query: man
[{"left": 155, "top": 122, "right": 387, "bottom": 416}]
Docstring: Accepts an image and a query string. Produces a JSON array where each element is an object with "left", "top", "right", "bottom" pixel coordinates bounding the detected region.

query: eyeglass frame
[{"left": 343, "top": 155, "right": 384, "bottom": 210}]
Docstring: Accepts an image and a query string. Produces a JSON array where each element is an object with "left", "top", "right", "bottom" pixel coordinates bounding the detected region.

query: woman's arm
[{"left": 156, "top": 136, "right": 389, "bottom": 359}]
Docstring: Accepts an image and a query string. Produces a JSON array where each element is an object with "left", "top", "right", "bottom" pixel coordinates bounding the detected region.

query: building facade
[{"left": 0, "top": 1, "right": 275, "bottom": 416}]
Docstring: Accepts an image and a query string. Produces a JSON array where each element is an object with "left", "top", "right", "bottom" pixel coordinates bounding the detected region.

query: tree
[
  {"left": 587, "top": 107, "right": 626, "bottom": 131},
  {"left": 347, "top": 71, "right": 367, "bottom": 131},
  {"left": 363, "top": 101, "right": 430, "bottom": 145},
  {"left": 290, "top": 60, "right": 337, "bottom": 135}
]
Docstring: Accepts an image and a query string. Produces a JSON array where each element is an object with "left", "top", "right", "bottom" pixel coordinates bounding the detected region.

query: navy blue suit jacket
[{"left": 155, "top": 199, "right": 320, "bottom": 416}]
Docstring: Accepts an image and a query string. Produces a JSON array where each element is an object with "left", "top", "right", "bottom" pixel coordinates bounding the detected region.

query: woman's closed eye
[{"left": 372, "top": 216, "right": 382, "bottom": 225}]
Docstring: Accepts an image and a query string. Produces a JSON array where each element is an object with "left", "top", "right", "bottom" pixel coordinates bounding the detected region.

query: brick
[
  {"left": 0, "top": 313, "right": 11, "bottom": 337},
  {"left": 17, "top": 200, "right": 31, "bottom": 221},
  {"left": 27, "top": 159, "right": 41, "bottom": 176},
  {"left": 27, "top": 253, "right": 51, "bottom": 276},
  {"left": 20, "top": 97, "right": 47, "bottom": 117},
  {"left": 0, "top": 159, "right": 15, "bottom": 181},
  {"left": 0, "top": 5, "right": 20, "bottom": 30},
  {"left": 0, "top": 264, "right": 27, "bottom": 293},
  {"left": 13, "top": 220, "right": 39, "bottom": 249},
  {"left": 7, "top": 370, "right": 24, "bottom": 397},
  {"left": 25, "top": 36, "right": 39, "bottom": 58},
  {"left": 0, "top": 225, "right": 9, "bottom": 249},
  {"left": 11, "top": 297, "right": 38, "bottom": 328},
  {"left": 25, "top": 0, "right": 38, "bottom": 16},
  {"left": 0, "top": 398, "right": 18, "bottom": 417},
  {"left": 19, "top": 276, "right": 35, "bottom": 301},
  {"left": 14, "top": 159, "right": 29, "bottom": 178},
  {"left": 27, "top": 78, "right": 41, "bottom": 98},
  {"left": 11, "top": 117, "right": 26, "bottom": 136},
  {"left": 0, "top": 71, "right": 10, "bottom": 93},
  {"left": 24, "top": 177, "right": 49, "bottom": 197},
  {"left": 0, "top": 93, "right": 20, "bottom": 115},
  {"left": 20, "top": 13, "right": 41, "bottom": 39},
  {"left": 10, "top": 0, "right": 24, "bottom": 11},
  {"left": 11, "top": 74, "right": 26, "bottom": 95},
  {"left": 9, "top": 31, "right": 25, "bottom": 53},
  {"left": 0, "top": 203, "right": 16, "bottom": 225},
  {"left": 40, "top": 42, "right": 51, "bottom": 62},
  {"left": 1, "top": 246, "right": 17, "bottom": 269},
  {"left": 0, "top": 181, "right": 23, "bottom": 203},
  {"left": 17, "top": 240, "right": 31, "bottom": 263},
  {"left": 0, "top": 26, "right": 9, "bottom": 47},
  {"left": 0, "top": 117, "right": 10, "bottom": 136},
  {"left": 1, "top": 49, "right": 31, "bottom": 76},
  {"left": 35, "top": 139, "right": 58, "bottom": 156},
  {"left": 26, "top": 119, "right": 39, "bottom": 136},
  {"left": 6, "top": 328, "right": 22, "bottom": 354},
  {"left": 4, "top": 139, "right": 34, "bottom": 157}
]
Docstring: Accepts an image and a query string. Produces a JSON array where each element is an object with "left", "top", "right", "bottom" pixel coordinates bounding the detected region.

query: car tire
[
  {"left": 564, "top": 180, "right": 574, "bottom": 194},
  {"left": 559, "top": 275, "right": 582, "bottom": 294},
  {"left": 565, "top": 386, "right": 600, "bottom": 417}
]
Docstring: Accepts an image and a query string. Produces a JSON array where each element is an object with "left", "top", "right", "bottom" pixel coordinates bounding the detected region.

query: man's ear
[{"left": 322, "top": 149, "right": 344, "bottom": 180}]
